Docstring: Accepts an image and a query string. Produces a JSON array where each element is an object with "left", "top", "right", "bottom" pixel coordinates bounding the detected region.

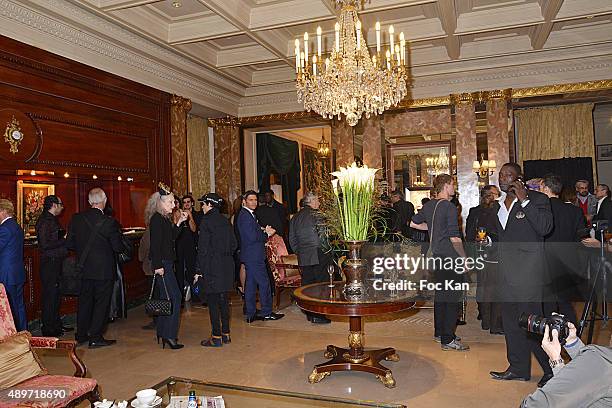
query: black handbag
[
  {"left": 145, "top": 274, "right": 172, "bottom": 316},
  {"left": 60, "top": 218, "right": 105, "bottom": 296}
]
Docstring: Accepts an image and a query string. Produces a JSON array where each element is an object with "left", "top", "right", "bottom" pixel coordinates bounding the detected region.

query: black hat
[{"left": 198, "top": 193, "right": 223, "bottom": 208}]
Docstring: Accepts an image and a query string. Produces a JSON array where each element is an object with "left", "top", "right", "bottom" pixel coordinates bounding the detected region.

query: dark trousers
[
  {"left": 501, "top": 302, "right": 553, "bottom": 378},
  {"left": 155, "top": 260, "right": 182, "bottom": 340},
  {"left": 301, "top": 261, "right": 329, "bottom": 320},
  {"left": 5, "top": 283, "right": 27, "bottom": 332},
  {"left": 77, "top": 278, "right": 113, "bottom": 342},
  {"left": 39, "top": 257, "right": 63, "bottom": 335},
  {"left": 244, "top": 260, "right": 272, "bottom": 317},
  {"left": 176, "top": 244, "right": 196, "bottom": 294},
  {"left": 207, "top": 292, "right": 230, "bottom": 336},
  {"left": 433, "top": 267, "right": 462, "bottom": 345},
  {"left": 477, "top": 262, "right": 503, "bottom": 332}
]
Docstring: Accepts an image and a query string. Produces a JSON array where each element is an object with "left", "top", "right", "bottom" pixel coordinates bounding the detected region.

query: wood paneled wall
[{"left": 0, "top": 35, "right": 172, "bottom": 320}]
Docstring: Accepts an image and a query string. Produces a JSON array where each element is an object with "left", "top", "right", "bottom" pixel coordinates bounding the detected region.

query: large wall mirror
[{"left": 387, "top": 141, "right": 454, "bottom": 209}]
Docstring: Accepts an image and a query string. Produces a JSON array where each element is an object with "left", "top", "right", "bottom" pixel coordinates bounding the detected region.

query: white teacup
[{"left": 135, "top": 389, "right": 156, "bottom": 406}]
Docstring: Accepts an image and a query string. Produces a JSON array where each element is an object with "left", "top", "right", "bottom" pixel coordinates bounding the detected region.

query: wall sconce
[
  {"left": 64, "top": 172, "right": 69, "bottom": 178},
  {"left": 92, "top": 174, "right": 98, "bottom": 180},
  {"left": 473, "top": 154, "right": 496, "bottom": 179},
  {"left": 451, "top": 154, "right": 457, "bottom": 175},
  {"left": 317, "top": 132, "right": 330, "bottom": 158}
]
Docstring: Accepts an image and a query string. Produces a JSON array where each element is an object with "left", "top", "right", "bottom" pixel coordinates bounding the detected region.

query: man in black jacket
[
  {"left": 592, "top": 184, "right": 612, "bottom": 227},
  {"left": 289, "top": 192, "right": 331, "bottom": 324},
  {"left": 67, "top": 188, "right": 125, "bottom": 348},
  {"left": 35, "top": 195, "right": 72, "bottom": 337},
  {"left": 490, "top": 163, "right": 554, "bottom": 387},
  {"left": 542, "top": 174, "right": 586, "bottom": 324},
  {"left": 390, "top": 190, "right": 415, "bottom": 238}
]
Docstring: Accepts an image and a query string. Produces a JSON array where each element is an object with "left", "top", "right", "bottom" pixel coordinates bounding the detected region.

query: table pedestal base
[{"left": 308, "top": 345, "right": 399, "bottom": 388}]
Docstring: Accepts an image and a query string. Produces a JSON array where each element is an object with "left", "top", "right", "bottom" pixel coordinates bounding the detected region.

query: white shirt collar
[
  {"left": 243, "top": 206, "right": 255, "bottom": 215},
  {"left": 497, "top": 191, "right": 518, "bottom": 230},
  {"left": 0, "top": 216, "right": 12, "bottom": 225}
]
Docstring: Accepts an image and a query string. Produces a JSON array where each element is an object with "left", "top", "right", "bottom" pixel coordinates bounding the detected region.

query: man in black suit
[
  {"left": 542, "top": 174, "right": 586, "bottom": 324},
  {"left": 390, "top": 190, "right": 415, "bottom": 238},
  {"left": 67, "top": 188, "right": 125, "bottom": 348},
  {"left": 490, "top": 163, "right": 554, "bottom": 388},
  {"left": 592, "top": 184, "right": 612, "bottom": 227}
]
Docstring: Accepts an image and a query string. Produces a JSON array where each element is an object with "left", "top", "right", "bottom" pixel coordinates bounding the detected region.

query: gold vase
[{"left": 342, "top": 240, "right": 367, "bottom": 298}]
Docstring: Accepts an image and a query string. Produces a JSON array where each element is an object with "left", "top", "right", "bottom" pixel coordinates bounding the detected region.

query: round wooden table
[{"left": 293, "top": 282, "right": 415, "bottom": 388}]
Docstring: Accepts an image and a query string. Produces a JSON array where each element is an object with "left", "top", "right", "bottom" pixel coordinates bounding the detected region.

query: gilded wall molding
[
  {"left": 208, "top": 116, "right": 242, "bottom": 129},
  {"left": 211, "top": 79, "right": 611, "bottom": 126},
  {"left": 511, "top": 80, "right": 612, "bottom": 98}
]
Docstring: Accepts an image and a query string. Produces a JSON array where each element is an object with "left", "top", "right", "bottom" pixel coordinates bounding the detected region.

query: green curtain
[{"left": 257, "top": 133, "right": 301, "bottom": 213}]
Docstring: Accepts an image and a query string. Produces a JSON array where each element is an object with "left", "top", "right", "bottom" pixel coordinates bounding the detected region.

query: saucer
[{"left": 130, "top": 396, "right": 161, "bottom": 408}]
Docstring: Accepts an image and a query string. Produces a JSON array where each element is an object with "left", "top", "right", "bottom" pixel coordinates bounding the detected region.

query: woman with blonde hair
[{"left": 146, "top": 183, "right": 187, "bottom": 349}]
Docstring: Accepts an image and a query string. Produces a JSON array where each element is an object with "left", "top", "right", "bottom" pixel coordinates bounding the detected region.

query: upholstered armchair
[
  {"left": 265, "top": 234, "right": 302, "bottom": 310},
  {"left": 0, "top": 284, "right": 99, "bottom": 407}
]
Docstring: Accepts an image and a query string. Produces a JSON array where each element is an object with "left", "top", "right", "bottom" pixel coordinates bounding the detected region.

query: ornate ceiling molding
[{"left": 0, "top": 0, "right": 242, "bottom": 113}]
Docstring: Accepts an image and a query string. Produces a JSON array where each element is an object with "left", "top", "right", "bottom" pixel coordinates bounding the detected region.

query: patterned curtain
[
  {"left": 187, "top": 115, "right": 210, "bottom": 201},
  {"left": 515, "top": 103, "right": 595, "bottom": 177}
]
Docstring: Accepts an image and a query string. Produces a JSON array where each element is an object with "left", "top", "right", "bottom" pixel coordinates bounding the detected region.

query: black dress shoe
[
  {"left": 490, "top": 330, "right": 504, "bottom": 335},
  {"left": 75, "top": 335, "right": 89, "bottom": 346},
  {"left": 245, "top": 315, "right": 262, "bottom": 323},
  {"left": 537, "top": 373, "right": 553, "bottom": 388},
  {"left": 490, "top": 369, "right": 530, "bottom": 381},
  {"left": 262, "top": 312, "right": 284, "bottom": 321},
  {"left": 88, "top": 338, "right": 117, "bottom": 349},
  {"left": 310, "top": 316, "right": 331, "bottom": 324}
]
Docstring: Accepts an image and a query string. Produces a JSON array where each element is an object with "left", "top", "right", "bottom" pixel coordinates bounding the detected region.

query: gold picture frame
[{"left": 17, "top": 181, "right": 55, "bottom": 237}]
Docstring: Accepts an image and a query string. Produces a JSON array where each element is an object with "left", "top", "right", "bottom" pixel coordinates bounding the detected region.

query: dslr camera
[{"left": 518, "top": 312, "right": 570, "bottom": 345}]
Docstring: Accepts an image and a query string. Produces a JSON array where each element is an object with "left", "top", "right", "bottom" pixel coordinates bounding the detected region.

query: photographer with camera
[{"left": 520, "top": 319, "right": 612, "bottom": 407}]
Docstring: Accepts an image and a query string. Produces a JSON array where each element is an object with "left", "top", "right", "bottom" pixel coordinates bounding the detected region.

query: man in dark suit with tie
[
  {"left": 490, "top": 163, "right": 554, "bottom": 388},
  {"left": 236, "top": 190, "right": 284, "bottom": 323},
  {"left": 541, "top": 174, "right": 586, "bottom": 324},
  {"left": 67, "top": 188, "right": 125, "bottom": 348},
  {"left": 0, "top": 199, "right": 27, "bottom": 331}
]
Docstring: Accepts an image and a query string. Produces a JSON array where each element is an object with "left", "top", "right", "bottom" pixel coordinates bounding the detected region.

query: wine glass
[
  {"left": 327, "top": 264, "right": 335, "bottom": 288},
  {"left": 477, "top": 227, "right": 487, "bottom": 242}
]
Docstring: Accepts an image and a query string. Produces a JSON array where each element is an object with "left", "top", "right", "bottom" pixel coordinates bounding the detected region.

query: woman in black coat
[{"left": 196, "top": 193, "right": 237, "bottom": 347}]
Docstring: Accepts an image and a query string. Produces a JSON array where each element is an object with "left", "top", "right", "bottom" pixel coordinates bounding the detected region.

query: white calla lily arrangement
[{"left": 331, "top": 162, "right": 380, "bottom": 241}]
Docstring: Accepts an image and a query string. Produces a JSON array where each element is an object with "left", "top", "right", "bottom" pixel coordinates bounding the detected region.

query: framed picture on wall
[
  {"left": 597, "top": 144, "right": 612, "bottom": 161},
  {"left": 302, "top": 145, "right": 331, "bottom": 194},
  {"left": 17, "top": 181, "right": 55, "bottom": 237}
]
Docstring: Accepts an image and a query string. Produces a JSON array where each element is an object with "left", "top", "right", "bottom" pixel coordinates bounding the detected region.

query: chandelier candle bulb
[
  {"left": 335, "top": 22, "right": 340, "bottom": 52},
  {"left": 389, "top": 25, "right": 394, "bottom": 55},
  {"left": 375, "top": 22, "right": 381, "bottom": 53},
  {"left": 313, "top": 55, "right": 317, "bottom": 76},
  {"left": 304, "top": 32, "right": 308, "bottom": 64},
  {"left": 317, "top": 26, "right": 322, "bottom": 56},
  {"left": 386, "top": 50, "right": 391, "bottom": 70},
  {"left": 356, "top": 20, "right": 361, "bottom": 49},
  {"left": 400, "top": 32, "right": 405, "bottom": 63},
  {"left": 395, "top": 44, "right": 400, "bottom": 63},
  {"left": 300, "top": 51, "right": 305, "bottom": 70}
]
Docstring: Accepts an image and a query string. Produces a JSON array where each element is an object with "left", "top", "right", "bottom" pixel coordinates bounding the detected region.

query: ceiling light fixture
[
  {"left": 295, "top": 0, "right": 408, "bottom": 126},
  {"left": 171, "top": 1, "right": 182, "bottom": 8}
]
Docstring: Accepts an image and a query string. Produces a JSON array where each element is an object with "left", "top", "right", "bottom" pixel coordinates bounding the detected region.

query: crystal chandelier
[
  {"left": 425, "top": 148, "right": 450, "bottom": 177},
  {"left": 295, "top": 0, "right": 408, "bottom": 126}
]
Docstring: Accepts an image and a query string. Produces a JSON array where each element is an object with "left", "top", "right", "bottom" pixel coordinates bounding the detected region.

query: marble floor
[{"left": 39, "top": 298, "right": 611, "bottom": 408}]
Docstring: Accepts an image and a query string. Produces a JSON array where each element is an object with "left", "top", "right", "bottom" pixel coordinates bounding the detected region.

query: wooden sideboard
[{"left": 23, "top": 232, "right": 148, "bottom": 321}]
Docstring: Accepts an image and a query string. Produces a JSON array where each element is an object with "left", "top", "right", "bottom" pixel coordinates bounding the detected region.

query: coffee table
[
  {"left": 131, "top": 376, "right": 406, "bottom": 407},
  {"left": 293, "top": 282, "right": 415, "bottom": 388}
]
